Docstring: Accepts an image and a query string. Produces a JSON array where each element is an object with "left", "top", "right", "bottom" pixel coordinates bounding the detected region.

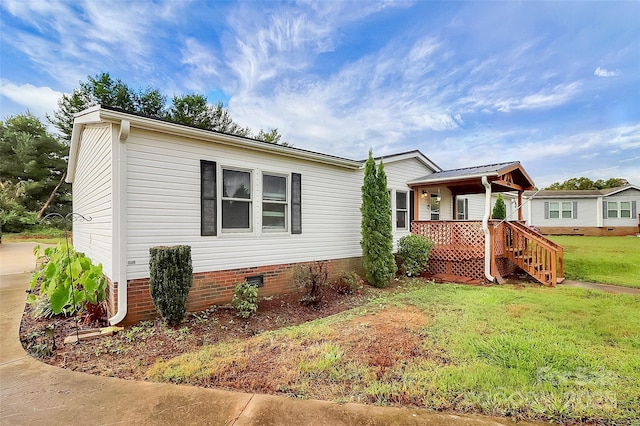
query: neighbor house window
[
  {"left": 262, "top": 174, "right": 287, "bottom": 231},
  {"left": 430, "top": 193, "right": 440, "bottom": 220},
  {"left": 222, "top": 168, "right": 252, "bottom": 230},
  {"left": 620, "top": 201, "right": 631, "bottom": 218},
  {"left": 396, "top": 191, "right": 408, "bottom": 229},
  {"left": 545, "top": 201, "right": 577, "bottom": 220},
  {"left": 607, "top": 201, "right": 618, "bottom": 219}
]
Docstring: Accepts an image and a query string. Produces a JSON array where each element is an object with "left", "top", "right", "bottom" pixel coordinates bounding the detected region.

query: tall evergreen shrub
[
  {"left": 149, "top": 245, "right": 193, "bottom": 326},
  {"left": 492, "top": 193, "right": 507, "bottom": 220},
  {"left": 361, "top": 150, "right": 397, "bottom": 287}
]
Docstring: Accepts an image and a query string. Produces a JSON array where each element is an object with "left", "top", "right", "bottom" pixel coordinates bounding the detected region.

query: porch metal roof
[{"left": 408, "top": 161, "right": 535, "bottom": 194}]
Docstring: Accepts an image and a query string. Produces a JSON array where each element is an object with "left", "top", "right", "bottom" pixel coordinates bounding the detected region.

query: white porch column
[{"left": 481, "top": 176, "right": 495, "bottom": 282}]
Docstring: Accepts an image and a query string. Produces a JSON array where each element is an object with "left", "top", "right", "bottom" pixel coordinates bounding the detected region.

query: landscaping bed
[{"left": 19, "top": 278, "right": 419, "bottom": 380}]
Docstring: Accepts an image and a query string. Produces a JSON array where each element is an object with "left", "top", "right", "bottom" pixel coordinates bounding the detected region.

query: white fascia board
[
  {"left": 524, "top": 194, "right": 600, "bottom": 200},
  {"left": 96, "top": 108, "right": 362, "bottom": 170},
  {"left": 603, "top": 185, "right": 640, "bottom": 196},
  {"left": 365, "top": 151, "right": 442, "bottom": 173},
  {"left": 379, "top": 152, "right": 442, "bottom": 172}
]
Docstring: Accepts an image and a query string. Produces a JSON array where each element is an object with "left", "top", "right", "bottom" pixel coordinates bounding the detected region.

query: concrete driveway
[{"left": 0, "top": 242, "right": 537, "bottom": 425}]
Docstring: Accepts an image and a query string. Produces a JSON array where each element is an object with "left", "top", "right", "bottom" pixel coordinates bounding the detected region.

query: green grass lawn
[
  {"left": 147, "top": 282, "right": 640, "bottom": 424},
  {"left": 2, "top": 226, "right": 67, "bottom": 245},
  {"left": 549, "top": 236, "right": 640, "bottom": 288}
]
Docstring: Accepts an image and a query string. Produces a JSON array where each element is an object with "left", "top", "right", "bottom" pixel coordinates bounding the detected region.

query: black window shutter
[
  {"left": 573, "top": 201, "right": 578, "bottom": 219},
  {"left": 201, "top": 160, "right": 217, "bottom": 236},
  {"left": 409, "top": 190, "right": 415, "bottom": 223},
  {"left": 544, "top": 202, "right": 549, "bottom": 219},
  {"left": 603, "top": 200, "right": 608, "bottom": 219},
  {"left": 291, "top": 173, "right": 302, "bottom": 234}
]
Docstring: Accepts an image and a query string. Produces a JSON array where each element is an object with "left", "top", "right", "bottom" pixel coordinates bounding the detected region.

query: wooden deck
[{"left": 412, "top": 220, "right": 564, "bottom": 286}]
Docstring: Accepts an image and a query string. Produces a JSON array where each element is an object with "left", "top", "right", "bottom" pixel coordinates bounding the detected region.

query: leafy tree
[
  {"left": 492, "top": 193, "right": 507, "bottom": 220},
  {"left": 0, "top": 113, "right": 70, "bottom": 218},
  {"left": 49, "top": 73, "right": 167, "bottom": 141},
  {"left": 49, "top": 72, "right": 267, "bottom": 142},
  {"left": 545, "top": 177, "right": 629, "bottom": 190},
  {"left": 0, "top": 181, "right": 37, "bottom": 232},
  {"left": 256, "top": 128, "right": 290, "bottom": 146},
  {"left": 360, "top": 150, "right": 397, "bottom": 287}
]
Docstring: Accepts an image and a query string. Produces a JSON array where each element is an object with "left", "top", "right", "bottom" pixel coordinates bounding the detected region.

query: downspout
[
  {"left": 109, "top": 120, "right": 130, "bottom": 325},
  {"left": 481, "top": 175, "right": 495, "bottom": 282}
]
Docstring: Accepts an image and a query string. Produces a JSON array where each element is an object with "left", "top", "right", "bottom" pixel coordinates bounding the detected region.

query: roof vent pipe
[{"left": 482, "top": 175, "right": 495, "bottom": 282}]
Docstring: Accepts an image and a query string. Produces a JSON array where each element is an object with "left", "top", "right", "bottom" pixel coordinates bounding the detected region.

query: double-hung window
[
  {"left": 222, "top": 168, "right": 252, "bottom": 230},
  {"left": 620, "top": 201, "right": 631, "bottom": 218},
  {"left": 396, "top": 191, "right": 408, "bottom": 229},
  {"left": 262, "top": 174, "right": 287, "bottom": 231},
  {"left": 607, "top": 201, "right": 633, "bottom": 219},
  {"left": 547, "top": 201, "right": 576, "bottom": 219}
]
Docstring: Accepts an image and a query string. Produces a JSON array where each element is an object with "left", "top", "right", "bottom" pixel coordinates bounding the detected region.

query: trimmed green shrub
[
  {"left": 149, "top": 245, "right": 193, "bottom": 326},
  {"left": 231, "top": 281, "right": 259, "bottom": 318},
  {"left": 396, "top": 234, "right": 434, "bottom": 276},
  {"left": 492, "top": 193, "right": 507, "bottom": 220},
  {"left": 29, "top": 242, "right": 107, "bottom": 317},
  {"left": 360, "top": 150, "right": 397, "bottom": 287}
]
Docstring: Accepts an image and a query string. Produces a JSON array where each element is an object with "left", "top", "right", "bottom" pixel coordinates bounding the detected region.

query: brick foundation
[
  {"left": 106, "top": 257, "right": 363, "bottom": 325},
  {"left": 538, "top": 226, "right": 638, "bottom": 236}
]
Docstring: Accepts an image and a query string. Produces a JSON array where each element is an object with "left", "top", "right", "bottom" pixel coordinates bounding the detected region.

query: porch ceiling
[{"left": 408, "top": 161, "right": 535, "bottom": 194}]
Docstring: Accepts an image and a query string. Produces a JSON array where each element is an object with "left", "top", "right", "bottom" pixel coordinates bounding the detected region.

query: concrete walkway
[
  {"left": 560, "top": 279, "right": 640, "bottom": 296},
  {"left": 1, "top": 242, "right": 542, "bottom": 426}
]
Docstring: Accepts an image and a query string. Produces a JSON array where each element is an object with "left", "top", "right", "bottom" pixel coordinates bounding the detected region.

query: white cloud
[
  {"left": 594, "top": 67, "right": 621, "bottom": 78},
  {"left": 0, "top": 80, "right": 62, "bottom": 119}
]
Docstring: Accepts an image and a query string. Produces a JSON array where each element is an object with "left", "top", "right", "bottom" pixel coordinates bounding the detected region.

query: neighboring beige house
[
  {"left": 523, "top": 186, "right": 640, "bottom": 236},
  {"left": 68, "top": 106, "right": 545, "bottom": 325}
]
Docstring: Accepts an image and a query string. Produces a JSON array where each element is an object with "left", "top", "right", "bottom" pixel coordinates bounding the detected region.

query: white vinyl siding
[
  {"left": 71, "top": 124, "right": 113, "bottom": 279},
  {"left": 124, "top": 128, "right": 363, "bottom": 279},
  {"left": 382, "top": 158, "right": 436, "bottom": 242}
]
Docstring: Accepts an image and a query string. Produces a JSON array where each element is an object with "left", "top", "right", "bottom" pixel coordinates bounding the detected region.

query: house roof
[
  {"left": 369, "top": 150, "right": 442, "bottom": 173},
  {"left": 407, "top": 161, "right": 535, "bottom": 194},
  {"left": 67, "top": 106, "right": 365, "bottom": 182},
  {"left": 523, "top": 185, "right": 640, "bottom": 199}
]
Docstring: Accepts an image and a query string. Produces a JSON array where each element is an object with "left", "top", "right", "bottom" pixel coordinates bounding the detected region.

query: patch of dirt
[{"left": 19, "top": 278, "right": 421, "bottom": 381}]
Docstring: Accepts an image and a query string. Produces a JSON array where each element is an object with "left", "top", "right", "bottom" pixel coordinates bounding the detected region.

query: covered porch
[{"left": 407, "top": 162, "right": 564, "bottom": 286}]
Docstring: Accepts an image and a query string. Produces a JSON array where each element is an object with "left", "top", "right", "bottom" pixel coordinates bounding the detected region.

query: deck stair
[{"left": 503, "top": 221, "right": 564, "bottom": 286}]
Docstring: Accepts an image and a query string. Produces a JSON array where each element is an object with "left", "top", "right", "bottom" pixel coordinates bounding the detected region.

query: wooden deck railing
[
  {"left": 411, "top": 221, "right": 485, "bottom": 261},
  {"left": 412, "top": 220, "right": 564, "bottom": 287},
  {"left": 502, "top": 221, "right": 564, "bottom": 286}
]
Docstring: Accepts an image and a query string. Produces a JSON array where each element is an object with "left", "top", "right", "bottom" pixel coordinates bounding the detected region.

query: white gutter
[
  {"left": 481, "top": 176, "right": 495, "bottom": 282},
  {"left": 109, "top": 120, "right": 129, "bottom": 325}
]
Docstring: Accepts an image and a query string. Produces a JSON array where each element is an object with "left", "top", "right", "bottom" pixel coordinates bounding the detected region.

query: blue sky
[{"left": 1, "top": 1, "right": 639, "bottom": 187}]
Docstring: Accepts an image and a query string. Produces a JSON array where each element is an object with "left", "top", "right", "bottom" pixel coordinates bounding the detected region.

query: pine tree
[
  {"left": 361, "top": 150, "right": 397, "bottom": 287},
  {"left": 492, "top": 193, "right": 507, "bottom": 220}
]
